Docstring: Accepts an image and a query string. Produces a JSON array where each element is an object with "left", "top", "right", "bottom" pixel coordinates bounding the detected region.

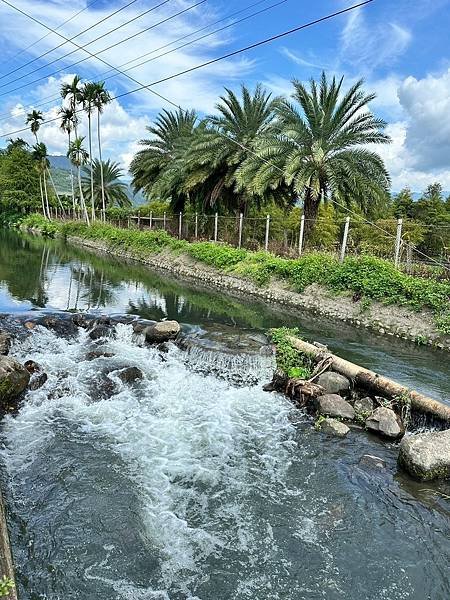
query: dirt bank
[{"left": 64, "top": 235, "right": 450, "bottom": 352}]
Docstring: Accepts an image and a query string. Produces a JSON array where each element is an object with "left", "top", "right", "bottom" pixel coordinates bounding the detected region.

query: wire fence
[{"left": 53, "top": 207, "right": 450, "bottom": 279}]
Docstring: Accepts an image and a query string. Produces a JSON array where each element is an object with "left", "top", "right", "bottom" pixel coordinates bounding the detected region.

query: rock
[
  {"left": 359, "top": 454, "right": 386, "bottom": 469},
  {"left": 89, "top": 324, "right": 113, "bottom": 340},
  {"left": 24, "top": 321, "right": 36, "bottom": 330},
  {"left": 86, "top": 350, "right": 115, "bottom": 361},
  {"left": 316, "top": 394, "right": 355, "bottom": 420},
  {"left": 263, "top": 369, "right": 289, "bottom": 392},
  {"left": 398, "top": 430, "right": 450, "bottom": 481},
  {"left": 320, "top": 417, "right": 350, "bottom": 437},
  {"left": 365, "top": 407, "right": 403, "bottom": 439},
  {"left": 0, "top": 331, "right": 12, "bottom": 355},
  {"left": 0, "top": 356, "right": 30, "bottom": 401},
  {"left": 38, "top": 315, "right": 78, "bottom": 337},
  {"left": 144, "top": 320, "right": 181, "bottom": 344},
  {"left": 317, "top": 372, "right": 351, "bottom": 395},
  {"left": 29, "top": 372, "right": 48, "bottom": 391},
  {"left": 117, "top": 367, "right": 143, "bottom": 384},
  {"left": 132, "top": 319, "right": 156, "bottom": 334},
  {"left": 24, "top": 359, "right": 41, "bottom": 374},
  {"left": 354, "top": 396, "right": 374, "bottom": 415}
]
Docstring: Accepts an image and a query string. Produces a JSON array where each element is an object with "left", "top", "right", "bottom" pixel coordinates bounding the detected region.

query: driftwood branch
[{"left": 288, "top": 336, "right": 450, "bottom": 423}]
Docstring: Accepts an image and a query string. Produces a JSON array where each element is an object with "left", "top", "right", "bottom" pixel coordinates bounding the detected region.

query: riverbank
[{"left": 20, "top": 216, "right": 450, "bottom": 351}]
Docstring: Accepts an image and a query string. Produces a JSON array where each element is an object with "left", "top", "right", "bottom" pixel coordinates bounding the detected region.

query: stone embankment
[{"left": 64, "top": 235, "right": 450, "bottom": 351}]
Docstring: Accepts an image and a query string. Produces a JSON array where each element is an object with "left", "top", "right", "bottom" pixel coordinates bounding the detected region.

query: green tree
[
  {"left": 81, "top": 159, "right": 130, "bottom": 209},
  {"left": 91, "top": 81, "right": 112, "bottom": 220},
  {"left": 392, "top": 187, "right": 414, "bottom": 218},
  {"left": 412, "top": 183, "right": 450, "bottom": 256},
  {"left": 0, "top": 141, "right": 41, "bottom": 215},
  {"left": 32, "top": 142, "right": 51, "bottom": 219},
  {"left": 60, "top": 75, "right": 82, "bottom": 138},
  {"left": 59, "top": 106, "right": 76, "bottom": 210},
  {"left": 80, "top": 81, "right": 98, "bottom": 221},
  {"left": 238, "top": 73, "right": 391, "bottom": 233},
  {"left": 67, "top": 137, "right": 90, "bottom": 225},
  {"left": 26, "top": 109, "right": 44, "bottom": 143}
]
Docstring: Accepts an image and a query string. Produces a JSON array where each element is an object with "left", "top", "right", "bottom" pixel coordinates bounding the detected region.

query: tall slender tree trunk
[
  {"left": 87, "top": 111, "right": 95, "bottom": 222},
  {"left": 68, "top": 130, "right": 75, "bottom": 214},
  {"left": 47, "top": 167, "right": 66, "bottom": 218},
  {"left": 39, "top": 175, "right": 47, "bottom": 219},
  {"left": 303, "top": 187, "right": 320, "bottom": 240},
  {"left": 97, "top": 110, "right": 106, "bottom": 222},
  {"left": 78, "top": 166, "right": 90, "bottom": 226},
  {"left": 43, "top": 169, "right": 51, "bottom": 220}
]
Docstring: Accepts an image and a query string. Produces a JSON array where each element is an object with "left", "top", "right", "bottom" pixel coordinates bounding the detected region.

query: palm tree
[
  {"left": 185, "top": 85, "right": 283, "bottom": 214},
  {"left": 59, "top": 107, "right": 76, "bottom": 212},
  {"left": 91, "top": 81, "right": 112, "bottom": 220},
  {"left": 238, "top": 73, "right": 391, "bottom": 232},
  {"left": 80, "top": 81, "right": 97, "bottom": 221},
  {"left": 6, "top": 137, "right": 28, "bottom": 151},
  {"left": 32, "top": 142, "right": 50, "bottom": 219},
  {"left": 67, "top": 137, "right": 90, "bottom": 225},
  {"left": 60, "top": 75, "right": 82, "bottom": 138},
  {"left": 130, "top": 108, "right": 198, "bottom": 210},
  {"left": 26, "top": 109, "right": 44, "bottom": 143},
  {"left": 81, "top": 159, "right": 130, "bottom": 210}
]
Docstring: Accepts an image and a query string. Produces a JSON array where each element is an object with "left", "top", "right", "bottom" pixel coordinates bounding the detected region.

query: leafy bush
[
  {"left": 268, "top": 327, "right": 313, "bottom": 377},
  {"left": 0, "top": 575, "right": 14, "bottom": 597},
  {"left": 22, "top": 213, "right": 59, "bottom": 236}
]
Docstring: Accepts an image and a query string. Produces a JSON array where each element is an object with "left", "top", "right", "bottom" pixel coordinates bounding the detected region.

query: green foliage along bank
[{"left": 21, "top": 215, "right": 450, "bottom": 335}]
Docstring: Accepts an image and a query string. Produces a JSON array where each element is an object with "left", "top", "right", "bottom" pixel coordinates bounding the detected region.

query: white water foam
[{"left": 2, "top": 324, "right": 301, "bottom": 598}]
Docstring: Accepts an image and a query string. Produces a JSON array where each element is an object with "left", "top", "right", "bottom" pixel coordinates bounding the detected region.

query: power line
[
  {"left": 0, "top": 0, "right": 277, "bottom": 121},
  {"left": 0, "top": 0, "right": 207, "bottom": 98},
  {"left": 0, "top": 0, "right": 142, "bottom": 82},
  {"left": 0, "top": 0, "right": 101, "bottom": 70},
  {"left": 1, "top": 0, "right": 173, "bottom": 87}
]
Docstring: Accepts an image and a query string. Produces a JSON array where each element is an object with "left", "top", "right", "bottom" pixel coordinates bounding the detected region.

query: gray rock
[
  {"left": 132, "top": 319, "right": 156, "bottom": 334},
  {"left": 354, "top": 396, "right": 374, "bottom": 414},
  {"left": 0, "top": 331, "right": 12, "bottom": 355},
  {"left": 144, "top": 320, "right": 181, "bottom": 344},
  {"left": 117, "top": 366, "right": 144, "bottom": 384},
  {"left": 398, "top": 430, "right": 450, "bottom": 481},
  {"left": 0, "top": 356, "right": 30, "bottom": 401},
  {"left": 317, "top": 372, "right": 351, "bottom": 395},
  {"left": 365, "top": 407, "right": 403, "bottom": 439},
  {"left": 86, "top": 350, "right": 115, "bottom": 361},
  {"left": 320, "top": 417, "right": 350, "bottom": 437},
  {"left": 359, "top": 454, "right": 386, "bottom": 469},
  {"left": 316, "top": 394, "right": 355, "bottom": 420},
  {"left": 29, "top": 372, "right": 48, "bottom": 391},
  {"left": 24, "top": 359, "right": 41, "bottom": 373},
  {"left": 89, "top": 325, "right": 113, "bottom": 340}
]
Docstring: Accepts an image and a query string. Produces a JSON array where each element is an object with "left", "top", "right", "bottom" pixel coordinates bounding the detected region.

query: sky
[{"left": 0, "top": 0, "right": 449, "bottom": 191}]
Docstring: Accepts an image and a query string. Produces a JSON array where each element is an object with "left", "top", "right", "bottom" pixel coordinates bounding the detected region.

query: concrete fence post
[
  {"left": 195, "top": 212, "right": 198, "bottom": 239},
  {"left": 178, "top": 212, "right": 182, "bottom": 239},
  {"left": 138, "top": 210, "right": 141, "bottom": 229},
  {"left": 340, "top": 217, "right": 350, "bottom": 263},
  {"left": 238, "top": 213, "right": 243, "bottom": 249},
  {"left": 298, "top": 214, "right": 305, "bottom": 256},
  {"left": 150, "top": 211, "right": 153, "bottom": 230},
  {"left": 214, "top": 212, "right": 218, "bottom": 242},
  {"left": 264, "top": 214, "right": 270, "bottom": 251},
  {"left": 163, "top": 212, "right": 166, "bottom": 230},
  {"left": 394, "top": 218, "right": 403, "bottom": 267}
]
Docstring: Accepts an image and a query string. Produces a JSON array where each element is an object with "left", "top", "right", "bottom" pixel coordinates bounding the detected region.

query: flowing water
[{"left": 0, "top": 229, "right": 449, "bottom": 600}]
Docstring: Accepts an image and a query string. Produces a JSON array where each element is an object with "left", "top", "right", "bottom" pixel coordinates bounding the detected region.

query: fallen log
[{"left": 287, "top": 336, "right": 450, "bottom": 423}]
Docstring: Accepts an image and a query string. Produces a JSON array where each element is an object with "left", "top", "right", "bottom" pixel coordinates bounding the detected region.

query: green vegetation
[
  {"left": 20, "top": 216, "right": 450, "bottom": 333},
  {"left": 268, "top": 327, "right": 313, "bottom": 378},
  {"left": 0, "top": 576, "right": 14, "bottom": 597}
]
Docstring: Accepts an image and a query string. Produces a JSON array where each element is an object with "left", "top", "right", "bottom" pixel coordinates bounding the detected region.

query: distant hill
[{"left": 48, "top": 155, "right": 147, "bottom": 205}]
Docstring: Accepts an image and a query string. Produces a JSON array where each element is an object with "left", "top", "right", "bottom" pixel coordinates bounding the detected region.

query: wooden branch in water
[{"left": 287, "top": 336, "right": 450, "bottom": 423}]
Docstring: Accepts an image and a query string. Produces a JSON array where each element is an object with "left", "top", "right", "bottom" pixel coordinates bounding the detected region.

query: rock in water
[
  {"left": 317, "top": 372, "right": 351, "bottom": 395},
  {"left": 0, "top": 356, "right": 30, "bottom": 401},
  {"left": 29, "top": 372, "right": 48, "bottom": 391},
  {"left": 320, "top": 418, "right": 350, "bottom": 437},
  {"left": 354, "top": 396, "right": 374, "bottom": 416},
  {"left": 359, "top": 454, "right": 386, "bottom": 469},
  {"left": 0, "top": 331, "right": 12, "bottom": 355},
  {"left": 316, "top": 394, "right": 355, "bottom": 420},
  {"left": 117, "top": 367, "right": 144, "bottom": 384},
  {"left": 89, "top": 324, "right": 113, "bottom": 340},
  {"left": 398, "top": 430, "right": 450, "bottom": 481},
  {"left": 144, "top": 320, "right": 181, "bottom": 344},
  {"left": 365, "top": 407, "right": 403, "bottom": 439}
]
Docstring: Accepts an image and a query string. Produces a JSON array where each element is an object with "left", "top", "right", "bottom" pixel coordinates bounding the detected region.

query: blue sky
[{"left": 0, "top": 0, "right": 449, "bottom": 190}]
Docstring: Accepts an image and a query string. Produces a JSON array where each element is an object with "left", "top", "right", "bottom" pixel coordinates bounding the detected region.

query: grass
[{"left": 21, "top": 214, "right": 450, "bottom": 334}]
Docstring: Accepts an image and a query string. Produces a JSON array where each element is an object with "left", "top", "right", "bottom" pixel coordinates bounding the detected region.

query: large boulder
[
  {"left": 317, "top": 372, "right": 351, "bottom": 395},
  {"left": 89, "top": 324, "right": 113, "bottom": 340},
  {"left": 316, "top": 394, "right": 355, "bottom": 420},
  {"left": 398, "top": 430, "right": 450, "bottom": 481},
  {"left": 365, "top": 407, "right": 403, "bottom": 439},
  {"left": 320, "top": 417, "right": 350, "bottom": 438},
  {"left": 144, "top": 320, "right": 181, "bottom": 344},
  {"left": 117, "top": 367, "right": 144, "bottom": 384},
  {"left": 0, "top": 356, "right": 30, "bottom": 401},
  {"left": 0, "top": 331, "right": 12, "bottom": 355}
]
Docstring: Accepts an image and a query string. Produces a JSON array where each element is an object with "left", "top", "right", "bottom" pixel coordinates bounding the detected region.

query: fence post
[
  {"left": 127, "top": 217, "right": 130, "bottom": 229},
  {"left": 194, "top": 212, "right": 198, "bottom": 239},
  {"left": 340, "top": 217, "right": 350, "bottom": 263},
  {"left": 163, "top": 212, "right": 166, "bottom": 230},
  {"left": 394, "top": 218, "right": 403, "bottom": 267},
  {"left": 178, "top": 212, "right": 182, "bottom": 239},
  {"left": 298, "top": 214, "right": 305, "bottom": 256},
  {"left": 264, "top": 214, "right": 270, "bottom": 251},
  {"left": 214, "top": 212, "right": 218, "bottom": 242},
  {"left": 150, "top": 211, "right": 153, "bottom": 230},
  {"left": 137, "top": 210, "right": 141, "bottom": 229},
  {"left": 238, "top": 213, "right": 243, "bottom": 249}
]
